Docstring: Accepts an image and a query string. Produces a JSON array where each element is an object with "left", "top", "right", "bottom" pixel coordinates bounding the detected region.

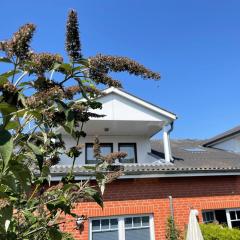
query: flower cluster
[
  {"left": 89, "top": 54, "right": 160, "bottom": 87},
  {"left": 103, "top": 152, "right": 127, "bottom": 164},
  {"left": 44, "top": 155, "right": 60, "bottom": 167},
  {"left": 93, "top": 137, "right": 101, "bottom": 159},
  {"left": 105, "top": 170, "right": 123, "bottom": 184},
  {"left": 26, "top": 86, "right": 63, "bottom": 108},
  {"left": 65, "top": 9, "right": 82, "bottom": 61},
  {"left": 0, "top": 81, "right": 19, "bottom": 105},
  {"left": 33, "top": 77, "right": 59, "bottom": 91},
  {"left": 0, "top": 23, "right": 36, "bottom": 61},
  {"left": 0, "top": 198, "right": 10, "bottom": 209},
  {"left": 28, "top": 52, "right": 63, "bottom": 75}
]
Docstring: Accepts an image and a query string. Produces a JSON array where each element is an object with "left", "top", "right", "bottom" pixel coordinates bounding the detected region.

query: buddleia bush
[
  {"left": 200, "top": 223, "right": 240, "bottom": 240},
  {"left": 0, "top": 9, "right": 160, "bottom": 240}
]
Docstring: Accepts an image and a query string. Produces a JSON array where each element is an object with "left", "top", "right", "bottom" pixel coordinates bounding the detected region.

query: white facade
[{"left": 60, "top": 87, "right": 177, "bottom": 165}]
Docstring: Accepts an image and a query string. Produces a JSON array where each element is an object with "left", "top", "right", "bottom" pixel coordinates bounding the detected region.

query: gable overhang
[
  {"left": 102, "top": 87, "right": 177, "bottom": 121},
  {"left": 80, "top": 87, "right": 177, "bottom": 137}
]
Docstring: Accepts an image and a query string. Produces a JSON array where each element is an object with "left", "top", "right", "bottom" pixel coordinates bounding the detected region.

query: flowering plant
[{"left": 0, "top": 10, "right": 160, "bottom": 240}]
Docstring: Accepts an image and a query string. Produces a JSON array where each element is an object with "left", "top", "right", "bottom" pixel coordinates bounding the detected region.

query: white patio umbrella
[{"left": 186, "top": 209, "right": 204, "bottom": 240}]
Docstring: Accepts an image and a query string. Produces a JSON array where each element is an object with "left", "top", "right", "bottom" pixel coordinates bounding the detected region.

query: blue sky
[{"left": 1, "top": 0, "right": 240, "bottom": 139}]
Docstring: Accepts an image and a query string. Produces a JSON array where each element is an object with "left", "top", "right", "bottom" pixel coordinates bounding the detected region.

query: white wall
[
  {"left": 92, "top": 93, "right": 169, "bottom": 122},
  {"left": 213, "top": 135, "right": 240, "bottom": 153},
  {"left": 59, "top": 134, "right": 151, "bottom": 165}
]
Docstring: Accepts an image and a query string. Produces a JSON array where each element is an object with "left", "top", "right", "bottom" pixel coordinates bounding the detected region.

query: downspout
[
  {"left": 167, "top": 122, "right": 174, "bottom": 162},
  {"left": 169, "top": 195, "right": 174, "bottom": 219},
  {"left": 163, "top": 122, "right": 174, "bottom": 163}
]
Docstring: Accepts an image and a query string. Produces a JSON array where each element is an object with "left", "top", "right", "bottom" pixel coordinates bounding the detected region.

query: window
[
  {"left": 202, "top": 211, "right": 215, "bottom": 223},
  {"left": 124, "top": 216, "right": 150, "bottom": 240},
  {"left": 85, "top": 143, "right": 113, "bottom": 164},
  {"left": 118, "top": 143, "right": 137, "bottom": 163},
  {"left": 91, "top": 218, "right": 118, "bottom": 240},
  {"left": 90, "top": 215, "right": 154, "bottom": 240},
  {"left": 226, "top": 209, "right": 240, "bottom": 228}
]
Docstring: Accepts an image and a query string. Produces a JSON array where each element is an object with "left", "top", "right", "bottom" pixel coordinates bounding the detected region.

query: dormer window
[
  {"left": 85, "top": 143, "right": 113, "bottom": 164},
  {"left": 118, "top": 143, "right": 137, "bottom": 163}
]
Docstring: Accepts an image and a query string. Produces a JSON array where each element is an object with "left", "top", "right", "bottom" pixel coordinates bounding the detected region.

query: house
[{"left": 52, "top": 87, "right": 240, "bottom": 240}]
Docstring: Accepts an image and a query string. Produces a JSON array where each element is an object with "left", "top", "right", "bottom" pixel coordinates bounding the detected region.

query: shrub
[
  {"left": 200, "top": 223, "right": 240, "bottom": 240},
  {"left": 166, "top": 217, "right": 183, "bottom": 240}
]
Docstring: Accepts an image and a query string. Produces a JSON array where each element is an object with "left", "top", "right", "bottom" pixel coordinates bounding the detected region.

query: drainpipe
[
  {"left": 169, "top": 195, "right": 174, "bottom": 219},
  {"left": 163, "top": 122, "right": 174, "bottom": 163}
]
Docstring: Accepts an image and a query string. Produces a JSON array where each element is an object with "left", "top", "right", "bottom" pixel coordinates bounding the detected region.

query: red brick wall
[{"left": 61, "top": 176, "right": 240, "bottom": 240}]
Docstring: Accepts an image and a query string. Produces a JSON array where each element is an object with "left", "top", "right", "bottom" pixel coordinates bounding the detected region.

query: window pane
[
  {"left": 125, "top": 218, "right": 132, "bottom": 228},
  {"left": 125, "top": 228, "right": 150, "bottom": 240},
  {"left": 202, "top": 211, "right": 215, "bottom": 223},
  {"left": 101, "top": 146, "right": 112, "bottom": 155},
  {"left": 232, "top": 221, "right": 240, "bottom": 228},
  {"left": 93, "top": 231, "right": 118, "bottom": 240},
  {"left": 119, "top": 144, "right": 136, "bottom": 163},
  {"left": 230, "top": 211, "right": 236, "bottom": 220},
  {"left": 110, "top": 219, "right": 118, "bottom": 229},
  {"left": 236, "top": 211, "right": 240, "bottom": 219},
  {"left": 86, "top": 145, "right": 95, "bottom": 162},
  {"left": 133, "top": 217, "right": 141, "bottom": 227},
  {"left": 101, "top": 219, "right": 110, "bottom": 230},
  {"left": 86, "top": 144, "right": 112, "bottom": 164},
  {"left": 92, "top": 220, "right": 100, "bottom": 231},
  {"left": 142, "top": 216, "right": 150, "bottom": 226}
]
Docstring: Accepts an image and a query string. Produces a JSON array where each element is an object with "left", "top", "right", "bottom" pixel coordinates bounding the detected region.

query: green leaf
[
  {"left": 49, "top": 228, "right": 62, "bottom": 240},
  {"left": 5, "top": 121, "right": 19, "bottom": 130},
  {"left": 77, "top": 58, "right": 89, "bottom": 67},
  {"left": 55, "top": 99, "right": 68, "bottom": 112},
  {"left": 27, "top": 142, "right": 44, "bottom": 171},
  {"left": 0, "top": 102, "right": 17, "bottom": 127},
  {"left": 0, "top": 70, "right": 20, "bottom": 78},
  {"left": 0, "top": 57, "right": 12, "bottom": 63},
  {"left": 8, "top": 160, "right": 31, "bottom": 191},
  {"left": 84, "top": 187, "right": 103, "bottom": 208},
  {"left": 65, "top": 110, "right": 75, "bottom": 135},
  {"left": 0, "top": 77, "right": 7, "bottom": 85},
  {"left": 0, "top": 102, "right": 17, "bottom": 114},
  {"left": 0, "top": 204, "right": 13, "bottom": 233},
  {"left": 0, "top": 130, "right": 13, "bottom": 170}
]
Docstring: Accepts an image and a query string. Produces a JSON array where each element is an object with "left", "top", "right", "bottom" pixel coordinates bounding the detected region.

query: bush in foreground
[{"left": 200, "top": 223, "right": 240, "bottom": 240}]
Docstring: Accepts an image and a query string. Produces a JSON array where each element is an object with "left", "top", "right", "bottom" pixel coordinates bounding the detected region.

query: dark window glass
[
  {"left": 232, "top": 221, "right": 240, "bottom": 228},
  {"left": 230, "top": 211, "right": 236, "bottom": 220},
  {"left": 133, "top": 217, "right": 141, "bottom": 227},
  {"left": 236, "top": 211, "right": 240, "bottom": 219},
  {"left": 92, "top": 220, "right": 100, "bottom": 231},
  {"left": 101, "top": 219, "right": 109, "bottom": 230},
  {"left": 110, "top": 219, "right": 118, "bottom": 229},
  {"left": 86, "top": 143, "right": 113, "bottom": 164},
  {"left": 142, "top": 216, "right": 150, "bottom": 226},
  {"left": 125, "top": 218, "right": 132, "bottom": 228},
  {"left": 118, "top": 143, "right": 137, "bottom": 163}
]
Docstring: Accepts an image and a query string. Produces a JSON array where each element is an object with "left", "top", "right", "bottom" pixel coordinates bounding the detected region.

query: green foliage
[
  {"left": 0, "top": 8, "right": 159, "bottom": 240},
  {"left": 166, "top": 217, "right": 183, "bottom": 240},
  {"left": 200, "top": 223, "right": 240, "bottom": 240}
]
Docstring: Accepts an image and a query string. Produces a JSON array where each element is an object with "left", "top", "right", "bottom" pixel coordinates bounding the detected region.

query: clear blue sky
[{"left": 1, "top": 0, "right": 239, "bottom": 139}]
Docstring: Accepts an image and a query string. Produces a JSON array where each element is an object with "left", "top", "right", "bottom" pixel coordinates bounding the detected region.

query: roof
[
  {"left": 50, "top": 139, "right": 240, "bottom": 179},
  {"left": 203, "top": 125, "right": 240, "bottom": 147},
  {"left": 101, "top": 87, "right": 177, "bottom": 120}
]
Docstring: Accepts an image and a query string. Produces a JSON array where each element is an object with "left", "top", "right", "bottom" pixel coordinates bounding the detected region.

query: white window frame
[
  {"left": 89, "top": 214, "right": 155, "bottom": 240},
  {"left": 226, "top": 208, "right": 240, "bottom": 229}
]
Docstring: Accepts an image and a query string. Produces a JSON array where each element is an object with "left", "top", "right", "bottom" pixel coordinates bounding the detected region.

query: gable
[{"left": 91, "top": 88, "right": 176, "bottom": 123}]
